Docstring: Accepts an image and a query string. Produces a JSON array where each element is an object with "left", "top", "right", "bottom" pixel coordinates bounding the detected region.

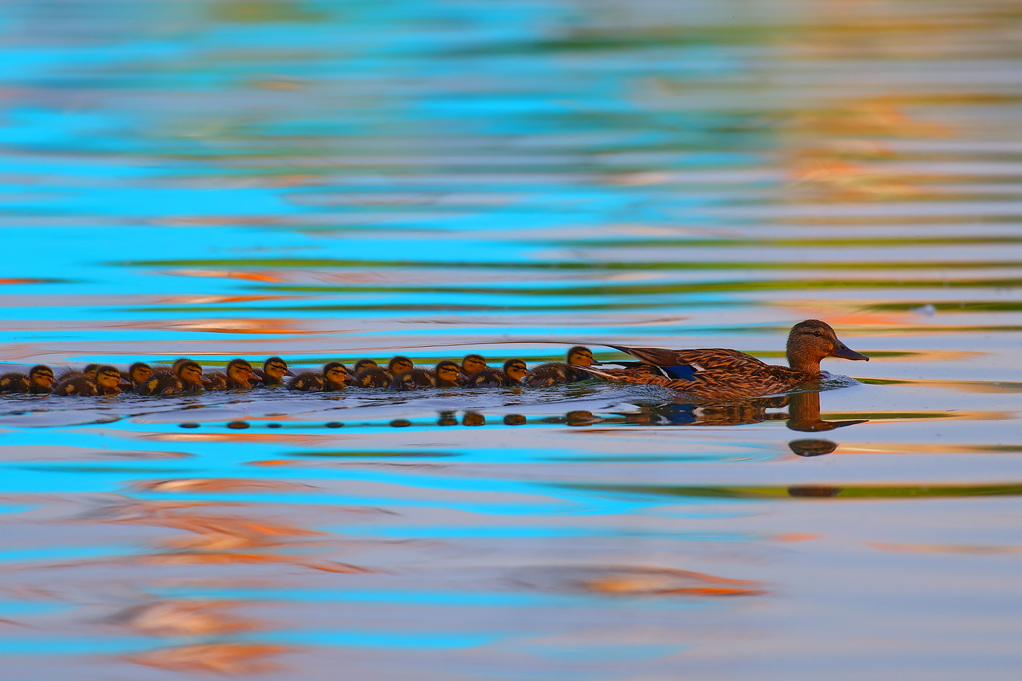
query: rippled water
[{"left": 2, "top": 0, "right": 1022, "bottom": 678}]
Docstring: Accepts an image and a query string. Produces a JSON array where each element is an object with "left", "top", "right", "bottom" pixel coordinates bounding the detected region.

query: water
[{"left": 2, "top": 0, "right": 1021, "bottom": 678}]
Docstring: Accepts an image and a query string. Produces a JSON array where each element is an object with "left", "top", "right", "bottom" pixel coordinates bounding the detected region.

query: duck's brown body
[{"left": 578, "top": 320, "right": 868, "bottom": 401}]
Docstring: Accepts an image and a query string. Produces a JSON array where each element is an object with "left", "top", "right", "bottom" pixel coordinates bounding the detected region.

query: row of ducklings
[{"left": 0, "top": 347, "right": 596, "bottom": 396}]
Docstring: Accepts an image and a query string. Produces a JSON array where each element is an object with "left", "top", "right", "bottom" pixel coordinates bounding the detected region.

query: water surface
[{"left": 1, "top": 0, "right": 1021, "bottom": 679}]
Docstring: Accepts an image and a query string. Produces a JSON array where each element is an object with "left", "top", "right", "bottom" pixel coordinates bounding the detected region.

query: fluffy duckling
[
  {"left": 136, "top": 360, "right": 206, "bottom": 396},
  {"left": 254, "top": 356, "right": 293, "bottom": 387},
  {"left": 435, "top": 360, "right": 468, "bottom": 388},
  {"left": 465, "top": 358, "right": 533, "bottom": 387},
  {"left": 387, "top": 356, "right": 415, "bottom": 376},
  {"left": 526, "top": 346, "right": 595, "bottom": 387},
  {"left": 204, "top": 358, "right": 256, "bottom": 391},
  {"left": 391, "top": 368, "right": 437, "bottom": 391},
  {"left": 0, "top": 365, "right": 56, "bottom": 394},
  {"left": 353, "top": 359, "right": 379, "bottom": 373},
  {"left": 55, "top": 365, "right": 127, "bottom": 396},
  {"left": 352, "top": 366, "right": 392, "bottom": 388},
  {"left": 460, "top": 354, "right": 488, "bottom": 379},
  {"left": 288, "top": 362, "right": 351, "bottom": 392},
  {"left": 127, "top": 362, "right": 153, "bottom": 389}
]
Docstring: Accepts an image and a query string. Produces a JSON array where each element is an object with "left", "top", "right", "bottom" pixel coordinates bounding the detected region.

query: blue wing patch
[{"left": 660, "top": 365, "right": 697, "bottom": 381}]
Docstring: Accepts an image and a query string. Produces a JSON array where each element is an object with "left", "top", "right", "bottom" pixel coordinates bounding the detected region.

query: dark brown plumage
[
  {"left": 577, "top": 320, "right": 868, "bottom": 401},
  {"left": 136, "top": 360, "right": 205, "bottom": 396},
  {"left": 353, "top": 366, "right": 392, "bottom": 388},
  {"left": 526, "top": 346, "right": 594, "bottom": 387},
  {"left": 205, "top": 358, "right": 256, "bottom": 391},
  {"left": 391, "top": 368, "right": 437, "bottom": 390},
  {"left": 465, "top": 358, "right": 532, "bottom": 387},
  {"left": 288, "top": 362, "right": 351, "bottom": 392},
  {"left": 55, "top": 365, "right": 126, "bottom": 396},
  {"left": 0, "top": 365, "right": 55, "bottom": 394}
]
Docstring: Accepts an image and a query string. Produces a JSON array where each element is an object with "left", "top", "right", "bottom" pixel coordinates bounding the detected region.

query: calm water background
[{"left": 1, "top": 0, "right": 1021, "bottom": 678}]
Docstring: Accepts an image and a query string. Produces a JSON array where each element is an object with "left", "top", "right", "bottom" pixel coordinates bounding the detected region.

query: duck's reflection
[{"left": 448, "top": 390, "right": 866, "bottom": 457}]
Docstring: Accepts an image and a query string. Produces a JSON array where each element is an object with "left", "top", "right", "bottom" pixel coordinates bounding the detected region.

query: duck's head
[
  {"left": 95, "top": 365, "right": 127, "bottom": 393},
  {"left": 435, "top": 360, "right": 467, "bottom": 386},
  {"left": 461, "top": 354, "right": 487, "bottom": 377},
  {"left": 263, "top": 356, "right": 293, "bottom": 380},
  {"left": 226, "top": 359, "right": 255, "bottom": 387},
  {"left": 787, "top": 320, "right": 869, "bottom": 374},
  {"left": 503, "top": 358, "right": 533, "bottom": 384},
  {"left": 388, "top": 356, "right": 414, "bottom": 376},
  {"left": 171, "top": 358, "right": 195, "bottom": 373},
  {"left": 82, "top": 364, "right": 100, "bottom": 379},
  {"left": 353, "top": 358, "right": 378, "bottom": 372},
  {"left": 566, "top": 346, "right": 594, "bottom": 367},
  {"left": 28, "top": 365, "right": 55, "bottom": 390},
  {"left": 176, "top": 361, "right": 205, "bottom": 387},
  {"left": 128, "top": 362, "right": 153, "bottom": 385},
  {"left": 322, "top": 362, "right": 350, "bottom": 389}
]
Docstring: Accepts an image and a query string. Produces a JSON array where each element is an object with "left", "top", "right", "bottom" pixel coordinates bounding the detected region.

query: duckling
[
  {"left": 253, "top": 356, "right": 293, "bottom": 387},
  {"left": 353, "top": 359, "right": 379, "bottom": 373},
  {"left": 460, "top": 354, "right": 488, "bottom": 379},
  {"left": 434, "top": 360, "right": 468, "bottom": 388},
  {"left": 204, "top": 358, "right": 256, "bottom": 391},
  {"left": 387, "top": 356, "right": 415, "bottom": 376},
  {"left": 391, "top": 368, "right": 437, "bottom": 391},
  {"left": 287, "top": 362, "right": 351, "bottom": 392},
  {"left": 58, "top": 364, "right": 99, "bottom": 384},
  {"left": 136, "top": 360, "right": 206, "bottom": 396},
  {"left": 127, "top": 362, "right": 153, "bottom": 389},
  {"left": 0, "top": 365, "right": 56, "bottom": 394},
  {"left": 465, "top": 358, "right": 533, "bottom": 387},
  {"left": 55, "top": 365, "right": 127, "bottom": 396},
  {"left": 352, "top": 365, "right": 392, "bottom": 388},
  {"left": 526, "top": 346, "right": 595, "bottom": 387}
]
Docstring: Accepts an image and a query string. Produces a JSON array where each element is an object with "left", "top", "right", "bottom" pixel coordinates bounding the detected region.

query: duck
[
  {"left": 55, "top": 365, "right": 129, "bottom": 396},
  {"left": 253, "top": 356, "right": 293, "bottom": 387},
  {"left": 353, "top": 359, "right": 379, "bottom": 373},
  {"left": 387, "top": 356, "right": 415, "bottom": 376},
  {"left": 576, "top": 320, "right": 868, "bottom": 401},
  {"left": 136, "top": 360, "right": 206, "bottom": 396},
  {"left": 127, "top": 362, "right": 153, "bottom": 389},
  {"left": 525, "top": 346, "right": 594, "bottom": 387},
  {"left": 465, "top": 358, "right": 533, "bottom": 387},
  {"left": 391, "top": 368, "right": 437, "bottom": 391},
  {"left": 288, "top": 362, "right": 351, "bottom": 392},
  {"left": 434, "top": 360, "right": 468, "bottom": 388},
  {"left": 460, "top": 354, "right": 488, "bottom": 379},
  {"left": 0, "top": 365, "right": 56, "bottom": 394},
  {"left": 352, "top": 365, "right": 392, "bottom": 388},
  {"left": 204, "top": 358, "right": 256, "bottom": 391}
]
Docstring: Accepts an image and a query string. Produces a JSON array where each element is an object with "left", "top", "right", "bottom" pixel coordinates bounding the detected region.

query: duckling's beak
[
  {"left": 284, "top": 369, "right": 295, "bottom": 376},
  {"left": 830, "top": 340, "right": 869, "bottom": 362}
]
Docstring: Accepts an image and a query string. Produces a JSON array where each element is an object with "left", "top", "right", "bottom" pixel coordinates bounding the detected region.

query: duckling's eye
[{"left": 812, "top": 331, "right": 822, "bottom": 337}]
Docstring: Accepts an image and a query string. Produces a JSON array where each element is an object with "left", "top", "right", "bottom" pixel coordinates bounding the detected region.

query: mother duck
[{"left": 577, "top": 320, "right": 868, "bottom": 401}]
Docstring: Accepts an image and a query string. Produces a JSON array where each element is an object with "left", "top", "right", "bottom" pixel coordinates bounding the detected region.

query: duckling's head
[
  {"left": 95, "top": 365, "right": 125, "bottom": 392},
  {"left": 435, "top": 360, "right": 467, "bottom": 386},
  {"left": 227, "top": 359, "right": 255, "bottom": 387},
  {"left": 567, "top": 346, "right": 594, "bottom": 367},
  {"left": 176, "top": 361, "right": 205, "bottom": 386},
  {"left": 128, "top": 362, "right": 152, "bottom": 385},
  {"left": 171, "top": 358, "right": 195, "bottom": 373},
  {"left": 263, "top": 356, "right": 292, "bottom": 380},
  {"left": 787, "top": 320, "right": 869, "bottom": 374},
  {"left": 322, "top": 362, "right": 350, "bottom": 389},
  {"left": 503, "top": 359, "right": 532, "bottom": 384},
  {"left": 388, "top": 356, "right": 414, "bottom": 376},
  {"left": 28, "top": 365, "right": 55, "bottom": 389},
  {"left": 353, "top": 358, "right": 378, "bottom": 372},
  {"left": 461, "top": 354, "right": 487, "bottom": 377},
  {"left": 83, "top": 364, "right": 100, "bottom": 379}
]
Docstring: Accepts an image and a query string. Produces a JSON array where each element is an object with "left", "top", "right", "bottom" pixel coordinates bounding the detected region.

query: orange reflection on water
[
  {"left": 129, "top": 643, "right": 291, "bottom": 675},
  {"left": 164, "top": 268, "right": 285, "bottom": 283}
]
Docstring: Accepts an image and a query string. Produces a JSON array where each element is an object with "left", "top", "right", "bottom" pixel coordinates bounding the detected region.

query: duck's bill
[{"left": 831, "top": 342, "right": 869, "bottom": 361}]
